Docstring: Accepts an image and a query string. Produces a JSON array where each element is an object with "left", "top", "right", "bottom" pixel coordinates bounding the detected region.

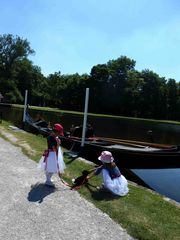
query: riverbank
[
  {"left": 0, "top": 121, "right": 180, "bottom": 240},
  {"left": 1, "top": 103, "right": 180, "bottom": 145}
]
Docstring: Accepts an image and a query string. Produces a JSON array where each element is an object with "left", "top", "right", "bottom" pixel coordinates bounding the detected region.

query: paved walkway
[{"left": 0, "top": 137, "right": 134, "bottom": 240}]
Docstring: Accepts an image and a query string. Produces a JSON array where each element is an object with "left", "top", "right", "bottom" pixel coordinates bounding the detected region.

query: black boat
[
  {"left": 24, "top": 112, "right": 52, "bottom": 136},
  {"left": 58, "top": 135, "right": 180, "bottom": 169},
  {"left": 25, "top": 114, "right": 180, "bottom": 169}
]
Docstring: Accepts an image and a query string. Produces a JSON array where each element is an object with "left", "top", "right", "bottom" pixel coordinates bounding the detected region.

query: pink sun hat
[{"left": 98, "top": 151, "right": 114, "bottom": 163}]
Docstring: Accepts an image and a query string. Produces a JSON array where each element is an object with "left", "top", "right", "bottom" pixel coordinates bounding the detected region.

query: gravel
[{"left": 0, "top": 137, "right": 134, "bottom": 240}]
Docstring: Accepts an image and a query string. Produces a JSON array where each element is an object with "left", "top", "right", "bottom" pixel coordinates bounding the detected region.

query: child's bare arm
[{"left": 87, "top": 165, "right": 103, "bottom": 179}]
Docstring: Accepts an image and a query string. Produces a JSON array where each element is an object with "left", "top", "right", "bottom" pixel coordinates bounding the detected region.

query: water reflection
[
  {"left": 1, "top": 105, "right": 180, "bottom": 145},
  {"left": 132, "top": 168, "right": 180, "bottom": 203}
]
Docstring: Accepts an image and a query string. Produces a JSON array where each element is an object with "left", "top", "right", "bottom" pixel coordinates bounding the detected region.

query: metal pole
[
  {"left": 81, "top": 88, "right": 89, "bottom": 147},
  {"left": 23, "top": 90, "right": 28, "bottom": 122}
]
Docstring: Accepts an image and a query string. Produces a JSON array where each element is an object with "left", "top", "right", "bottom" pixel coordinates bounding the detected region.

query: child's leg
[{"left": 45, "top": 172, "right": 54, "bottom": 186}]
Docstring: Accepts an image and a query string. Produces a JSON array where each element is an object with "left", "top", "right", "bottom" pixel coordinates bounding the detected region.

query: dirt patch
[
  {"left": 0, "top": 126, "right": 36, "bottom": 156},
  {"left": 18, "top": 141, "right": 36, "bottom": 156},
  {"left": 0, "top": 127, "right": 18, "bottom": 143}
]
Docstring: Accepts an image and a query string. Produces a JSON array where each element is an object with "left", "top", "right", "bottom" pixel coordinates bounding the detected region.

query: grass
[
  {"left": 12, "top": 104, "right": 180, "bottom": 125},
  {"left": 0, "top": 120, "right": 180, "bottom": 240}
]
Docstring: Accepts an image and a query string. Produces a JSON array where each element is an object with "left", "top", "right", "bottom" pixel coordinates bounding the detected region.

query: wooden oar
[
  {"left": 98, "top": 138, "right": 148, "bottom": 148},
  {"left": 98, "top": 137, "right": 173, "bottom": 149}
]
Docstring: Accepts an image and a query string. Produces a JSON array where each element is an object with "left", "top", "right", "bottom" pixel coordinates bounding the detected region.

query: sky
[{"left": 0, "top": 0, "right": 180, "bottom": 81}]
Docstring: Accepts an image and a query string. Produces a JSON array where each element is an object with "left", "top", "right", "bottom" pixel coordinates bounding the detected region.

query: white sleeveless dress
[
  {"left": 38, "top": 146, "right": 66, "bottom": 173},
  {"left": 102, "top": 169, "right": 129, "bottom": 196}
]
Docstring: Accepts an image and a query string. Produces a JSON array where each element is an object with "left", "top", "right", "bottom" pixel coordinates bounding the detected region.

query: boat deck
[{"left": 105, "top": 144, "right": 161, "bottom": 152}]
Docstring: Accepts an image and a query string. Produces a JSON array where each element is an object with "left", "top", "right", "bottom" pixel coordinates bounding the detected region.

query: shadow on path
[{"left": 27, "top": 182, "right": 57, "bottom": 203}]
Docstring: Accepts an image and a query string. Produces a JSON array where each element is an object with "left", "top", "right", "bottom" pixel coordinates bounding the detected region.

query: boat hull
[
  {"left": 24, "top": 118, "right": 180, "bottom": 169},
  {"left": 59, "top": 136, "right": 180, "bottom": 169}
]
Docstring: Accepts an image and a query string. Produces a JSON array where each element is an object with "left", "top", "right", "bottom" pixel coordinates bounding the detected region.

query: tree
[
  {"left": 15, "top": 59, "right": 46, "bottom": 105},
  {"left": 0, "top": 34, "right": 34, "bottom": 76},
  {"left": 122, "top": 70, "right": 144, "bottom": 117},
  {"left": 139, "top": 70, "right": 167, "bottom": 119},
  {"left": 45, "top": 72, "right": 64, "bottom": 107},
  {"left": 0, "top": 34, "right": 35, "bottom": 102},
  {"left": 166, "top": 79, "right": 178, "bottom": 120},
  {"left": 106, "top": 56, "right": 136, "bottom": 115},
  {"left": 61, "top": 73, "right": 89, "bottom": 111},
  {"left": 88, "top": 64, "right": 110, "bottom": 113}
]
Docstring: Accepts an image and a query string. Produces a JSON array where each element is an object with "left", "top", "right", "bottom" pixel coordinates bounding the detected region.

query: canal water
[
  {"left": 132, "top": 168, "right": 180, "bottom": 203},
  {"left": 1, "top": 104, "right": 180, "bottom": 144},
  {"left": 0, "top": 104, "right": 180, "bottom": 203}
]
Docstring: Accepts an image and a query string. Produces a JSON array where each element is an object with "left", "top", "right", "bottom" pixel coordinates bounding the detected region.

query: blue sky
[{"left": 0, "top": 0, "right": 180, "bottom": 81}]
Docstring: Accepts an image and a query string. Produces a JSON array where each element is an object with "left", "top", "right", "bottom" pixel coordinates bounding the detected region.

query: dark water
[
  {"left": 132, "top": 168, "right": 180, "bottom": 203},
  {"left": 1, "top": 105, "right": 180, "bottom": 144},
  {"left": 0, "top": 105, "right": 180, "bottom": 203}
]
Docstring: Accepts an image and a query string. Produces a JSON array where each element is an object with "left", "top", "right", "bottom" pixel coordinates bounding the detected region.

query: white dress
[
  {"left": 102, "top": 169, "right": 129, "bottom": 196},
  {"left": 38, "top": 146, "right": 66, "bottom": 173}
]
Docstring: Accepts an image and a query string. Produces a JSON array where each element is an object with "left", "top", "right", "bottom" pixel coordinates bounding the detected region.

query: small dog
[{"left": 71, "top": 170, "right": 90, "bottom": 190}]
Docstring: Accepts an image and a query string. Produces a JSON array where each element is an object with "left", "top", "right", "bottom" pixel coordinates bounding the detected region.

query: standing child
[
  {"left": 38, "top": 123, "right": 66, "bottom": 186},
  {"left": 89, "top": 151, "right": 129, "bottom": 196}
]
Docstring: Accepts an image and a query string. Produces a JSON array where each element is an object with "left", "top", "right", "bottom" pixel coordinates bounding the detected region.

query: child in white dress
[
  {"left": 90, "top": 151, "right": 129, "bottom": 196},
  {"left": 38, "top": 123, "right": 66, "bottom": 186}
]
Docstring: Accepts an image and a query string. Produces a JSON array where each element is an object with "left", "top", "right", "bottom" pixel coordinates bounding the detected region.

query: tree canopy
[
  {"left": 0, "top": 33, "right": 180, "bottom": 121},
  {"left": 0, "top": 34, "right": 35, "bottom": 102}
]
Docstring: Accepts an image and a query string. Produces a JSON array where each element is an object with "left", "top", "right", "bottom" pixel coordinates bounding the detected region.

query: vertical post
[
  {"left": 81, "top": 88, "right": 89, "bottom": 147},
  {"left": 23, "top": 90, "right": 28, "bottom": 123}
]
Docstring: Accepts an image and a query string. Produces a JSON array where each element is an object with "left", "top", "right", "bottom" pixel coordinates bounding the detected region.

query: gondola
[
  {"left": 58, "top": 135, "right": 180, "bottom": 169},
  {"left": 24, "top": 112, "right": 52, "bottom": 136},
  {"left": 25, "top": 114, "right": 180, "bottom": 169}
]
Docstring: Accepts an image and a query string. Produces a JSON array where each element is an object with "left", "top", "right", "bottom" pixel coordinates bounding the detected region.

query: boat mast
[
  {"left": 23, "top": 89, "right": 28, "bottom": 123},
  {"left": 81, "top": 88, "right": 89, "bottom": 148}
]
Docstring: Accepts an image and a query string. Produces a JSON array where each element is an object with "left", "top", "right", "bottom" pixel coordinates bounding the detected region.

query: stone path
[{"left": 0, "top": 137, "right": 134, "bottom": 240}]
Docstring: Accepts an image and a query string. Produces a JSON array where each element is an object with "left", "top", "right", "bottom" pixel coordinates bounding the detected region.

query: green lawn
[{"left": 13, "top": 104, "right": 180, "bottom": 125}]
